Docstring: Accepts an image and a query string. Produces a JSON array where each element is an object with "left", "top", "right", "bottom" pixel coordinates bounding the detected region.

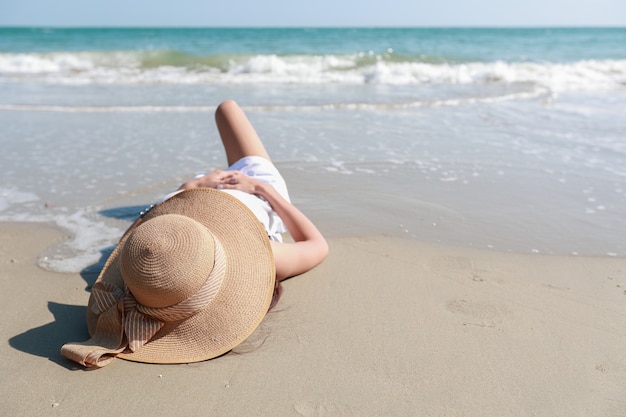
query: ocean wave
[{"left": 0, "top": 50, "right": 625, "bottom": 92}]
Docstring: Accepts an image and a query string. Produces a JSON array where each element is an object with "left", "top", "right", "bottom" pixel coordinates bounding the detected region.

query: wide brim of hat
[{"left": 87, "top": 188, "right": 275, "bottom": 364}]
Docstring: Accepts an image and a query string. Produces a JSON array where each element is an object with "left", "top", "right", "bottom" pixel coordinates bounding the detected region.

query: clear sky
[{"left": 1, "top": 0, "right": 625, "bottom": 27}]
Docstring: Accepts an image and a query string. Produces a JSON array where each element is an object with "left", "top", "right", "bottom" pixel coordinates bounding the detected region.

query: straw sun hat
[{"left": 61, "top": 188, "right": 275, "bottom": 368}]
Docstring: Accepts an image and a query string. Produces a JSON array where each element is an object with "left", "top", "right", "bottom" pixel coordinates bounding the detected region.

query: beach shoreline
[
  {"left": 2, "top": 26, "right": 626, "bottom": 415},
  {"left": 2, "top": 220, "right": 625, "bottom": 416},
  {"left": 3, "top": 92, "right": 625, "bottom": 269}
]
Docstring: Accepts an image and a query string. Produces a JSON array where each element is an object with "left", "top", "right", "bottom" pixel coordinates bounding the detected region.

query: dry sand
[{"left": 1, "top": 221, "right": 626, "bottom": 416}]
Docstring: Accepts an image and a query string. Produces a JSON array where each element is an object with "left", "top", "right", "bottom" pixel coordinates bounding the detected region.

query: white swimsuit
[{"left": 159, "top": 156, "right": 290, "bottom": 242}]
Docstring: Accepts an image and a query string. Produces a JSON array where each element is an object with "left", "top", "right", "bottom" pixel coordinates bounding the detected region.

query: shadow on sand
[
  {"left": 8, "top": 205, "right": 140, "bottom": 369},
  {"left": 9, "top": 302, "right": 88, "bottom": 369}
]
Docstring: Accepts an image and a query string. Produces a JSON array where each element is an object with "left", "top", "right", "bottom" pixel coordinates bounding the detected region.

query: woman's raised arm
[{"left": 219, "top": 171, "right": 328, "bottom": 281}]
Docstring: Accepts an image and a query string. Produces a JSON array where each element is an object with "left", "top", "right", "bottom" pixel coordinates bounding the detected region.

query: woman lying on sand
[{"left": 61, "top": 100, "right": 328, "bottom": 368}]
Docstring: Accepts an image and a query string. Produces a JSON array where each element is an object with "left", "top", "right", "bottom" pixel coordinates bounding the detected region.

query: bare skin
[{"left": 177, "top": 100, "right": 328, "bottom": 281}]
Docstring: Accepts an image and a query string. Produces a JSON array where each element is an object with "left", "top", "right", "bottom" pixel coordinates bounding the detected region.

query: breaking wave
[{"left": 1, "top": 50, "right": 625, "bottom": 92}]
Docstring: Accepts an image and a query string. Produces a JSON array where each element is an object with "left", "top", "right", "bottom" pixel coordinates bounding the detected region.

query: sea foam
[{"left": 1, "top": 51, "right": 625, "bottom": 92}]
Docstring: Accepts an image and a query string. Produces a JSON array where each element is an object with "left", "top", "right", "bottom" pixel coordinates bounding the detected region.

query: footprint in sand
[
  {"left": 430, "top": 255, "right": 473, "bottom": 271},
  {"left": 426, "top": 255, "right": 507, "bottom": 285},
  {"left": 445, "top": 299, "right": 507, "bottom": 328},
  {"left": 293, "top": 400, "right": 353, "bottom": 417}
]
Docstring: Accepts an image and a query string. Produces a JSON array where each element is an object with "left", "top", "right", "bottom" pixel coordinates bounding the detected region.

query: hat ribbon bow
[{"left": 60, "top": 256, "right": 224, "bottom": 368}]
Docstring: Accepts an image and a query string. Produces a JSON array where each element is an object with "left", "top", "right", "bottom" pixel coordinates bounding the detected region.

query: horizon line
[{"left": 1, "top": 24, "right": 625, "bottom": 29}]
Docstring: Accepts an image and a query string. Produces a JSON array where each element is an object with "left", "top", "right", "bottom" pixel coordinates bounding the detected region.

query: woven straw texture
[{"left": 87, "top": 188, "right": 275, "bottom": 364}]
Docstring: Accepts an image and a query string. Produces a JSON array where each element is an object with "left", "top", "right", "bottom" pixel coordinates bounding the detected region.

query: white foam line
[
  {"left": 0, "top": 104, "right": 218, "bottom": 112},
  {"left": 0, "top": 89, "right": 550, "bottom": 114}
]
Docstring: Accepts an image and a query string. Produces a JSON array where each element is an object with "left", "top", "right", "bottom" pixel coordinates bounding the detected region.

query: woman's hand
[
  {"left": 215, "top": 170, "right": 260, "bottom": 195},
  {"left": 179, "top": 170, "right": 261, "bottom": 195},
  {"left": 178, "top": 170, "right": 229, "bottom": 190}
]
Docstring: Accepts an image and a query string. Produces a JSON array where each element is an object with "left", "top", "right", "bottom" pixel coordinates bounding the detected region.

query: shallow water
[{"left": 1, "top": 28, "right": 625, "bottom": 271}]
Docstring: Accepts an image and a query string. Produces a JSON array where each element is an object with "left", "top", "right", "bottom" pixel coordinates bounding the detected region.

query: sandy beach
[
  {"left": 2, "top": 221, "right": 625, "bottom": 416},
  {"left": 1, "top": 24, "right": 626, "bottom": 417}
]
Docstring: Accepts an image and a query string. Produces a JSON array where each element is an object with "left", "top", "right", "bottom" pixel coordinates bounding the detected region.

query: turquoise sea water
[
  {"left": 1, "top": 27, "right": 625, "bottom": 90},
  {"left": 1, "top": 27, "right": 625, "bottom": 271},
  {"left": 2, "top": 27, "right": 626, "bottom": 60}
]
